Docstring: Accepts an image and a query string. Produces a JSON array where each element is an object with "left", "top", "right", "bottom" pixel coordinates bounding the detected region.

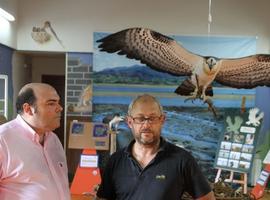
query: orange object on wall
[
  {"left": 70, "top": 149, "right": 101, "bottom": 195},
  {"left": 250, "top": 164, "right": 270, "bottom": 200}
]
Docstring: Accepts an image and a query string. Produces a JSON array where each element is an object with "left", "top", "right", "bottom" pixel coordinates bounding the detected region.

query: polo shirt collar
[{"left": 124, "top": 137, "right": 169, "bottom": 157}]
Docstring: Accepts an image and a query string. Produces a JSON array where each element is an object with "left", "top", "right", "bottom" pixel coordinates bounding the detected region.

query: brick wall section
[{"left": 66, "top": 54, "right": 93, "bottom": 117}]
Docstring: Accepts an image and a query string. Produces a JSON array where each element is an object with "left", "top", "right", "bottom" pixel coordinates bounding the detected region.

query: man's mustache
[{"left": 140, "top": 129, "right": 152, "bottom": 133}]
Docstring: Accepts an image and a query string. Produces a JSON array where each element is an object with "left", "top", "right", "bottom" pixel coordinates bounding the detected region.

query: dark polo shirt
[{"left": 97, "top": 137, "right": 211, "bottom": 200}]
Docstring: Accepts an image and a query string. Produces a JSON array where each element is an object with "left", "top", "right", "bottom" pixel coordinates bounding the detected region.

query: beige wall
[
  {"left": 11, "top": 52, "right": 31, "bottom": 115},
  {"left": 31, "top": 56, "right": 65, "bottom": 82},
  {"left": 14, "top": 0, "right": 270, "bottom": 53}
]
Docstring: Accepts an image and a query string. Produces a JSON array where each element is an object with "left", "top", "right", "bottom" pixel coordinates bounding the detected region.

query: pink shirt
[{"left": 0, "top": 115, "right": 70, "bottom": 200}]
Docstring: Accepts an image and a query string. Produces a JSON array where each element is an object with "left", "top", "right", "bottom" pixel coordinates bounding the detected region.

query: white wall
[
  {"left": 0, "top": 0, "right": 17, "bottom": 48},
  {"left": 16, "top": 0, "right": 270, "bottom": 53}
]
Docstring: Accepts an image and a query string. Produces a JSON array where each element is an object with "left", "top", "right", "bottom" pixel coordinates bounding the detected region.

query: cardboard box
[{"left": 68, "top": 121, "right": 109, "bottom": 150}]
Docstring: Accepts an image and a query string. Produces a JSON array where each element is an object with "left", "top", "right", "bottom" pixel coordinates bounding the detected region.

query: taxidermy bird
[
  {"left": 97, "top": 27, "right": 270, "bottom": 117},
  {"left": 102, "top": 113, "right": 125, "bottom": 132},
  {"left": 32, "top": 21, "right": 65, "bottom": 48}
]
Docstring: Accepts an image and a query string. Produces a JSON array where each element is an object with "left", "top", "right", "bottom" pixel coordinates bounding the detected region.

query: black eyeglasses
[{"left": 130, "top": 115, "right": 162, "bottom": 124}]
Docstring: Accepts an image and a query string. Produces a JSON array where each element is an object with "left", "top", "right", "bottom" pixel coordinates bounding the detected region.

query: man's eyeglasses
[{"left": 130, "top": 115, "right": 162, "bottom": 124}]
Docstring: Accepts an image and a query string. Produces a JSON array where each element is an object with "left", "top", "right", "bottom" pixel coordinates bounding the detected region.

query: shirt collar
[
  {"left": 16, "top": 114, "right": 48, "bottom": 144},
  {"left": 125, "top": 137, "right": 168, "bottom": 156}
]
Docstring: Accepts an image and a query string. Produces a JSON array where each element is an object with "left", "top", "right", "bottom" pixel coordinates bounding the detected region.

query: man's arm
[{"left": 196, "top": 191, "right": 216, "bottom": 200}]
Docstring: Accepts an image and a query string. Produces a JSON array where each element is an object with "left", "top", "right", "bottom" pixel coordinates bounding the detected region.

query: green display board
[{"left": 214, "top": 107, "right": 264, "bottom": 173}]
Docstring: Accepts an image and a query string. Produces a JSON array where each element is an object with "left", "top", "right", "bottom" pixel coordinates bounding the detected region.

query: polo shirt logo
[{"left": 155, "top": 174, "right": 166, "bottom": 180}]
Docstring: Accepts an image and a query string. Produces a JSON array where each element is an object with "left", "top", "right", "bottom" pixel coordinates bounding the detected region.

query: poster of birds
[{"left": 93, "top": 27, "right": 259, "bottom": 180}]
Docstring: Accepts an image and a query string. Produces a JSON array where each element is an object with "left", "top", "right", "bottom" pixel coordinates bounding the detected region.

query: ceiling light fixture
[{"left": 0, "top": 7, "right": 15, "bottom": 21}]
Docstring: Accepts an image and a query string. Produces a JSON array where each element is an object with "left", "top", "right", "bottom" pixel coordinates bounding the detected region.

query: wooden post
[{"left": 109, "top": 130, "right": 117, "bottom": 155}]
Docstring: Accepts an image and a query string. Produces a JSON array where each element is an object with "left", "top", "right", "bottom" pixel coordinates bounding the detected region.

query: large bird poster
[{"left": 93, "top": 29, "right": 257, "bottom": 180}]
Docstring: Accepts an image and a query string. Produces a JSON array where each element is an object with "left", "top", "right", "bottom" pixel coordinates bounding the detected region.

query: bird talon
[{"left": 204, "top": 98, "right": 218, "bottom": 118}]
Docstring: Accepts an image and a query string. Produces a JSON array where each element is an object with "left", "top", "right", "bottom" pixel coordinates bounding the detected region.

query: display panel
[{"left": 214, "top": 108, "right": 264, "bottom": 173}]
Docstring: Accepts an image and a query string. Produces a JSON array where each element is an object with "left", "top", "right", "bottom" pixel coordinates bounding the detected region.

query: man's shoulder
[
  {"left": 163, "top": 140, "right": 188, "bottom": 153},
  {"left": 0, "top": 119, "right": 18, "bottom": 137},
  {"left": 163, "top": 140, "right": 194, "bottom": 160},
  {"left": 109, "top": 146, "right": 128, "bottom": 161},
  {"left": 111, "top": 146, "right": 127, "bottom": 157}
]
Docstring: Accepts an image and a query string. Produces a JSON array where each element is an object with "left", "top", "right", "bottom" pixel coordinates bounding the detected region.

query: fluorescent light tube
[{"left": 0, "top": 7, "right": 15, "bottom": 21}]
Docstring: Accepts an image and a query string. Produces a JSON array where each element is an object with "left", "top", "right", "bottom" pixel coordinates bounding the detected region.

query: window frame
[{"left": 0, "top": 74, "right": 8, "bottom": 119}]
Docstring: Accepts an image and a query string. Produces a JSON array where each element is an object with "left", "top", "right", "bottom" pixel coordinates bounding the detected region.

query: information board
[{"left": 214, "top": 108, "right": 264, "bottom": 173}]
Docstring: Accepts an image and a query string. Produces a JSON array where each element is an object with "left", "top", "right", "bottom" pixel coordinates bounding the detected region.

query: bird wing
[
  {"left": 97, "top": 27, "right": 204, "bottom": 76},
  {"left": 215, "top": 54, "right": 270, "bottom": 88}
]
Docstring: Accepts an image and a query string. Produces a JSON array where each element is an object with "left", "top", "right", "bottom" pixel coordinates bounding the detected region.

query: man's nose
[{"left": 57, "top": 104, "right": 63, "bottom": 112}]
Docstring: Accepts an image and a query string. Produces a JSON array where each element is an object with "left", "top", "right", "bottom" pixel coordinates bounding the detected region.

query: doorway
[{"left": 42, "top": 75, "right": 65, "bottom": 147}]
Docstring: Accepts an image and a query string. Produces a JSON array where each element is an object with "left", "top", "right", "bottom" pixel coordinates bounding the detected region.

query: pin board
[{"left": 68, "top": 121, "right": 109, "bottom": 150}]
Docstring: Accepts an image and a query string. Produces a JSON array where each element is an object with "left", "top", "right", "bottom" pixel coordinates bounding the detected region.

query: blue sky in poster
[{"left": 94, "top": 31, "right": 257, "bottom": 72}]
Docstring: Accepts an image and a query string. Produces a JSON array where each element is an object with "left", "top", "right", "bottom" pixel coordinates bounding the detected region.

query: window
[{"left": 0, "top": 75, "right": 8, "bottom": 118}]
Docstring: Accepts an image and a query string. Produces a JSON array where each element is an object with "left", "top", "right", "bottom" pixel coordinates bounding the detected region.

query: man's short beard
[{"left": 135, "top": 134, "right": 159, "bottom": 146}]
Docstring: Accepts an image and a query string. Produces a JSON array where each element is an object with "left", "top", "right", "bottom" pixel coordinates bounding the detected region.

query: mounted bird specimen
[
  {"left": 97, "top": 27, "right": 270, "bottom": 117},
  {"left": 31, "top": 21, "right": 65, "bottom": 48}
]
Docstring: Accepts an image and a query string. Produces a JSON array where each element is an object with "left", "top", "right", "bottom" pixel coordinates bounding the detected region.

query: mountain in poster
[{"left": 93, "top": 64, "right": 224, "bottom": 87}]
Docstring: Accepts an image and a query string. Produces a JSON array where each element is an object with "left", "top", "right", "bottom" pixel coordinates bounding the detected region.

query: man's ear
[
  {"left": 22, "top": 103, "right": 34, "bottom": 115},
  {"left": 160, "top": 114, "right": 166, "bottom": 124},
  {"left": 126, "top": 116, "right": 133, "bottom": 128}
]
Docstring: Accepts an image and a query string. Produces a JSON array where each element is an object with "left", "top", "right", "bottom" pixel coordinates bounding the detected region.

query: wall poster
[{"left": 93, "top": 29, "right": 257, "bottom": 180}]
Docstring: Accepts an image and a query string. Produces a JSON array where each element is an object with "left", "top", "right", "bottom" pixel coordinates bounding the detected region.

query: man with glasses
[{"left": 96, "top": 94, "right": 215, "bottom": 200}]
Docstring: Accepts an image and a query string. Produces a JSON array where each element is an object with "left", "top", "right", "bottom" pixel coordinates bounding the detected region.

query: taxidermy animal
[
  {"left": 246, "top": 108, "right": 264, "bottom": 127},
  {"left": 102, "top": 113, "right": 125, "bottom": 132},
  {"left": 78, "top": 84, "right": 92, "bottom": 107},
  {"left": 109, "top": 114, "right": 125, "bottom": 132},
  {"left": 97, "top": 27, "right": 270, "bottom": 117},
  {"left": 32, "top": 21, "right": 64, "bottom": 48},
  {"left": 226, "top": 116, "right": 243, "bottom": 134}
]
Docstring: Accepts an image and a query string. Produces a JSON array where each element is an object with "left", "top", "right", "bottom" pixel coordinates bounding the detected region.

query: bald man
[
  {"left": 96, "top": 94, "right": 215, "bottom": 200},
  {"left": 0, "top": 83, "right": 70, "bottom": 200}
]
